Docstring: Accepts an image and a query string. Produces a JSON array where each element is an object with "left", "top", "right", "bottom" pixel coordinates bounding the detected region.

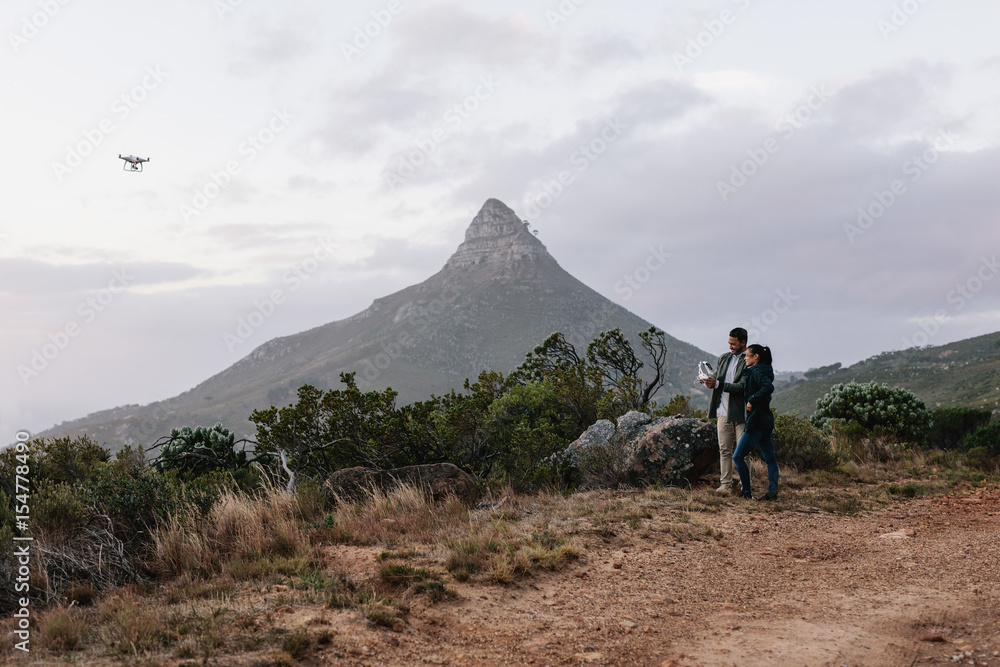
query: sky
[{"left": 2, "top": 0, "right": 999, "bottom": 444}]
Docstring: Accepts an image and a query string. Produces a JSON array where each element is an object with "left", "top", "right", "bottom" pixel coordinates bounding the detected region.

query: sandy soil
[
  {"left": 269, "top": 485, "right": 1000, "bottom": 667},
  {"left": 7, "top": 485, "right": 999, "bottom": 666}
]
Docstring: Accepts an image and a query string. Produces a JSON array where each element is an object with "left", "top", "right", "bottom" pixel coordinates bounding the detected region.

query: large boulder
[
  {"left": 564, "top": 419, "right": 616, "bottom": 465},
  {"left": 616, "top": 410, "right": 653, "bottom": 443},
  {"left": 624, "top": 417, "right": 718, "bottom": 487},
  {"left": 325, "top": 462, "right": 480, "bottom": 505}
]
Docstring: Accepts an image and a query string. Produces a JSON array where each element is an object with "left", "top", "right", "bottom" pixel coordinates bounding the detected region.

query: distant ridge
[
  {"left": 39, "top": 199, "right": 711, "bottom": 449},
  {"left": 773, "top": 331, "right": 1000, "bottom": 416}
]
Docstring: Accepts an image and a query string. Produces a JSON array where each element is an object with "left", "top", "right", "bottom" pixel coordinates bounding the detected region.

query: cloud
[
  {"left": 392, "top": 6, "right": 556, "bottom": 71},
  {"left": 823, "top": 60, "right": 955, "bottom": 140},
  {"left": 0, "top": 259, "right": 205, "bottom": 296},
  {"left": 570, "top": 32, "right": 648, "bottom": 71}
]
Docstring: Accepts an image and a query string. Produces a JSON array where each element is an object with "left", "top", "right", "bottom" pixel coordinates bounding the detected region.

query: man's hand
[
  {"left": 703, "top": 378, "right": 717, "bottom": 389},
  {"left": 746, "top": 402, "right": 753, "bottom": 413}
]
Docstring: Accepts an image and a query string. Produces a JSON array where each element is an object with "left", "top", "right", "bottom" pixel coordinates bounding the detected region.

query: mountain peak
[{"left": 444, "top": 198, "right": 550, "bottom": 270}]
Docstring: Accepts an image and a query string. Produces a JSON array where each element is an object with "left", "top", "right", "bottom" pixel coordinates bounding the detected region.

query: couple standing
[{"left": 699, "top": 328, "right": 778, "bottom": 500}]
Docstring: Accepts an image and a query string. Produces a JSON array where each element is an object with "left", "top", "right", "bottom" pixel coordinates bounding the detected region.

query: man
[{"left": 699, "top": 327, "right": 748, "bottom": 493}]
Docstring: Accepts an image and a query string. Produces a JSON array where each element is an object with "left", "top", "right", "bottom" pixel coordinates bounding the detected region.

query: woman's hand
[{"left": 746, "top": 402, "right": 753, "bottom": 413}]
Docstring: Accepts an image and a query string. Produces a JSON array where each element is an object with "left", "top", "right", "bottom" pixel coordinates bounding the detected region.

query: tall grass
[{"left": 153, "top": 483, "right": 312, "bottom": 578}]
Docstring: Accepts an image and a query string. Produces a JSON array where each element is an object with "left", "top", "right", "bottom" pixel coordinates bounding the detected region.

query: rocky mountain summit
[{"left": 39, "top": 199, "right": 710, "bottom": 449}]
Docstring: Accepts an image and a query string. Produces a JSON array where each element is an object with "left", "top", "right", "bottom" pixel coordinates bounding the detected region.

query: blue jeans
[{"left": 733, "top": 427, "right": 779, "bottom": 495}]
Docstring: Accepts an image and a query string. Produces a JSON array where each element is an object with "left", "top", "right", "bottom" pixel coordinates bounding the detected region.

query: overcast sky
[{"left": 3, "top": 0, "right": 999, "bottom": 443}]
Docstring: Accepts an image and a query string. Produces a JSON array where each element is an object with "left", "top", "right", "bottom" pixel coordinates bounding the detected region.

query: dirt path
[{"left": 319, "top": 486, "right": 1000, "bottom": 666}]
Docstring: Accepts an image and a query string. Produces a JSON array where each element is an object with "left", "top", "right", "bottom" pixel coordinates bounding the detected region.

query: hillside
[
  {"left": 773, "top": 331, "right": 1000, "bottom": 416},
  {"left": 38, "top": 199, "right": 711, "bottom": 448}
]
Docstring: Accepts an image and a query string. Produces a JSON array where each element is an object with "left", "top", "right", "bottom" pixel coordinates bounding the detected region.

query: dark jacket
[
  {"left": 744, "top": 363, "right": 775, "bottom": 433},
  {"left": 708, "top": 351, "right": 747, "bottom": 422}
]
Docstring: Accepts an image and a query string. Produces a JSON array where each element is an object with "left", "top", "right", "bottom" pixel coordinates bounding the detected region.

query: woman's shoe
[
  {"left": 758, "top": 492, "right": 778, "bottom": 501},
  {"left": 738, "top": 490, "right": 752, "bottom": 499}
]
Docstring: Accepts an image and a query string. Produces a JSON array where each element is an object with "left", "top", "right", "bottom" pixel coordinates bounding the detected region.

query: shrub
[
  {"left": 84, "top": 448, "right": 180, "bottom": 549},
  {"left": 926, "top": 407, "right": 992, "bottom": 450},
  {"left": 772, "top": 414, "right": 836, "bottom": 470},
  {"left": 963, "top": 422, "right": 1000, "bottom": 458},
  {"left": 654, "top": 394, "right": 707, "bottom": 419},
  {"left": 813, "top": 381, "right": 930, "bottom": 445},
  {"left": 152, "top": 424, "right": 259, "bottom": 488},
  {"left": 33, "top": 481, "right": 89, "bottom": 537}
]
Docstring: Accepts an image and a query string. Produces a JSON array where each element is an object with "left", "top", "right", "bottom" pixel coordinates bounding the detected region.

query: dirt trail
[{"left": 316, "top": 487, "right": 1000, "bottom": 666}]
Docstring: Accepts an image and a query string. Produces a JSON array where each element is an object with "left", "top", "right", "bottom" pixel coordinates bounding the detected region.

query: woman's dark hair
[{"left": 747, "top": 344, "right": 772, "bottom": 366}]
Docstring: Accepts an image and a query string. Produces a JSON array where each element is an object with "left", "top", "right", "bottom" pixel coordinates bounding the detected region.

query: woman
[{"left": 732, "top": 344, "right": 779, "bottom": 500}]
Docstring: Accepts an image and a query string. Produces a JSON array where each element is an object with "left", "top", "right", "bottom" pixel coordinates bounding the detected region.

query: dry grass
[
  {"left": 40, "top": 606, "right": 88, "bottom": 651},
  {"left": 325, "top": 483, "right": 471, "bottom": 546},
  {"left": 153, "top": 484, "right": 314, "bottom": 579},
  {"left": 25, "top": 452, "right": 994, "bottom": 666}
]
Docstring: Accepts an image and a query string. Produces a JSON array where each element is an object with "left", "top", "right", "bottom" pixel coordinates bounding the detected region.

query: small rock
[
  {"left": 879, "top": 528, "right": 916, "bottom": 539},
  {"left": 392, "top": 621, "right": 405, "bottom": 633},
  {"left": 574, "top": 652, "right": 604, "bottom": 663},
  {"left": 620, "top": 620, "right": 636, "bottom": 629},
  {"left": 612, "top": 561, "right": 623, "bottom": 569},
  {"left": 382, "top": 633, "right": 400, "bottom": 647},
  {"left": 958, "top": 644, "right": 974, "bottom": 652},
  {"left": 919, "top": 634, "right": 946, "bottom": 643}
]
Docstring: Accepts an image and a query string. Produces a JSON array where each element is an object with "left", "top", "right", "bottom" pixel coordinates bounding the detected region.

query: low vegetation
[{"left": 1, "top": 330, "right": 997, "bottom": 663}]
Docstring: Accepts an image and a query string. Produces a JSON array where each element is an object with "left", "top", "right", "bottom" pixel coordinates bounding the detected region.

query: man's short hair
[{"left": 729, "top": 327, "right": 748, "bottom": 342}]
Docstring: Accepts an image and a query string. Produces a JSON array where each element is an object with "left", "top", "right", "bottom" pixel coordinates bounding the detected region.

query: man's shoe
[
  {"left": 738, "top": 490, "right": 752, "bottom": 499},
  {"left": 757, "top": 492, "right": 778, "bottom": 501},
  {"left": 715, "top": 485, "right": 732, "bottom": 493}
]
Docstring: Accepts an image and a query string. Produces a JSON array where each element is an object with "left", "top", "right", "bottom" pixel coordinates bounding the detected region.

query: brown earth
[
  {"left": 7, "top": 485, "right": 1000, "bottom": 666},
  {"left": 313, "top": 486, "right": 1000, "bottom": 667}
]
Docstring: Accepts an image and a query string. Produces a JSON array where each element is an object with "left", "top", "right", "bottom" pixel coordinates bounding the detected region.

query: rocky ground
[
  {"left": 326, "top": 485, "right": 1000, "bottom": 667},
  {"left": 6, "top": 483, "right": 999, "bottom": 666}
]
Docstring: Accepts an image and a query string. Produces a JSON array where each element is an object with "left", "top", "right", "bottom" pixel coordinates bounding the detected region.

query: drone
[{"left": 118, "top": 154, "right": 150, "bottom": 172}]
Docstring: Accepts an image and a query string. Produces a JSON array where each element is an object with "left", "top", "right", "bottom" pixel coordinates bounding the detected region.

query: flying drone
[{"left": 118, "top": 154, "right": 150, "bottom": 172}]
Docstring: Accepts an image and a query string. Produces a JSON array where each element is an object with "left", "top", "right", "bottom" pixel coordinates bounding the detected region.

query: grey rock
[
  {"left": 616, "top": 410, "right": 653, "bottom": 443},
  {"left": 623, "top": 417, "right": 718, "bottom": 487},
  {"left": 566, "top": 419, "right": 616, "bottom": 464},
  {"left": 38, "top": 198, "right": 710, "bottom": 451}
]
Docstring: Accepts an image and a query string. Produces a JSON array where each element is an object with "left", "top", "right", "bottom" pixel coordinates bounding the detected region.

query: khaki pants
[{"left": 717, "top": 417, "right": 745, "bottom": 489}]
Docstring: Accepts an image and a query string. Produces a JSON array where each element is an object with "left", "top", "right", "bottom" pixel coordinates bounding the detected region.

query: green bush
[
  {"left": 33, "top": 482, "right": 89, "bottom": 536},
  {"left": 926, "top": 407, "right": 992, "bottom": 450},
  {"left": 963, "top": 421, "right": 1000, "bottom": 459},
  {"left": 813, "top": 381, "right": 930, "bottom": 445},
  {"left": 84, "top": 447, "right": 180, "bottom": 549},
  {"left": 653, "top": 394, "right": 707, "bottom": 419},
  {"left": 773, "top": 414, "right": 836, "bottom": 470}
]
